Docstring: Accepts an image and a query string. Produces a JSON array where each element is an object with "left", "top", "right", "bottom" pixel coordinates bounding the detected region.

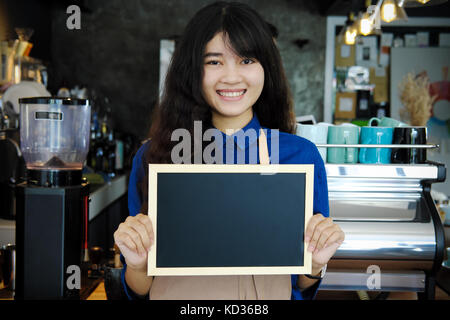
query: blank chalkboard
[{"left": 147, "top": 164, "right": 313, "bottom": 276}]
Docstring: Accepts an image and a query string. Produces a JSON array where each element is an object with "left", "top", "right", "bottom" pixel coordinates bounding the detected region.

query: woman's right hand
[{"left": 113, "top": 213, "right": 154, "bottom": 271}]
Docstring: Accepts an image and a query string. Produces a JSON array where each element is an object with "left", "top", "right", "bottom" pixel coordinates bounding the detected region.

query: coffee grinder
[{"left": 15, "top": 97, "right": 90, "bottom": 299}]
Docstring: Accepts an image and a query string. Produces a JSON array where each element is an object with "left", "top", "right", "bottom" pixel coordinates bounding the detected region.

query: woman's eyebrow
[{"left": 203, "top": 52, "right": 223, "bottom": 58}]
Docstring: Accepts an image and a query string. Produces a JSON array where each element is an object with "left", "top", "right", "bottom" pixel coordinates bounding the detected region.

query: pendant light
[
  {"left": 381, "top": 0, "right": 398, "bottom": 22},
  {"left": 359, "top": 12, "right": 373, "bottom": 36},
  {"left": 344, "top": 12, "right": 358, "bottom": 45}
]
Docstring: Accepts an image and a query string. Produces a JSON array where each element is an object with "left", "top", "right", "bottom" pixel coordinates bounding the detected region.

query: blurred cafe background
[{"left": 0, "top": 0, "right": 449, "bottom": 300}]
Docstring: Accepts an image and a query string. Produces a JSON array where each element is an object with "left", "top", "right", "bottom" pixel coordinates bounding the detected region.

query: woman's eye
[
  {"left": 206, "top": 60, "right": 221, "bottom": 65},
  {"left": 242, "top": 58, "right": 254, "bottom": 65}
]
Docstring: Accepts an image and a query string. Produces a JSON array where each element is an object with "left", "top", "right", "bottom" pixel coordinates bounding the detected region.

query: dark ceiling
[{"left": 315, "top": 0, "right": 450, "bottom": 17}]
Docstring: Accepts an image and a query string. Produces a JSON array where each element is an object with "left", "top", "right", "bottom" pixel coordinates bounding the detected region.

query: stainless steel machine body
[{"left": 321, "top": 163, "right": 446, "bottom": 299}]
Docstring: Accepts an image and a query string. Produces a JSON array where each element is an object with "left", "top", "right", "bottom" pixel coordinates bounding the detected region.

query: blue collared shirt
[{"left": 123, "top": 115, "right": 329, "bottom": 300}]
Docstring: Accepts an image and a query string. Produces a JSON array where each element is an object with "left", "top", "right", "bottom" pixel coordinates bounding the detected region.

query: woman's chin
[{"left": 213, "top": 109, "right": 250, "bottom": 120}]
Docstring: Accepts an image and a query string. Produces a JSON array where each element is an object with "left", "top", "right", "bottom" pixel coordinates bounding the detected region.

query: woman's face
[{"left": 202, "top": 32, "right": 264, "bottom": 128}]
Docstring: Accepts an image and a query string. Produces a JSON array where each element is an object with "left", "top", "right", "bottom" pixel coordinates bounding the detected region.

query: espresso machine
[
  {"left": 15, "top": 97, "right": 90, "bottom": 300},
  {"left": 321, "top": 162, "right": 446, "bottom": 299}
]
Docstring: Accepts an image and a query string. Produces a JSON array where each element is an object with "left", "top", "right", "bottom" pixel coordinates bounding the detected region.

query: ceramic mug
[
  {"left": 368, "top": 117, "right": 408, "bottom": 127},
  {"left": 391, "top": 126, "right": 427, "bottom": 164},
  {"left": 296, "top": 123, "right": 330, "bottom": 163},
  {"left": 359, "top": 126, "right": 394, "bottom": 164},
  {"left": 327, "top": 124, "right": 359, "bottom": 164}
]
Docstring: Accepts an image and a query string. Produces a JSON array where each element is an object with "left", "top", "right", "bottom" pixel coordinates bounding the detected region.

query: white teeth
[{"left": 217, "top": 90, "right": 245, "bottom": 97}]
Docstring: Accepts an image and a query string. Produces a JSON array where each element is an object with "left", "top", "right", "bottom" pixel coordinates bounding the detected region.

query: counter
[
  {"left": 0, "top": 218, "right": 14, "bottom": 248},
  {"left": 0, "top": 174, "right": 128, "bottom": 247},
  {"left": 88, "top": 174, "right": 128, "bottom": 221}
]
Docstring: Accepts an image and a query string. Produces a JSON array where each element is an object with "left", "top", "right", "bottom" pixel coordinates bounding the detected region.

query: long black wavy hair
[{"left": 140, "top": 1, "right": 296, "bottom": 213}]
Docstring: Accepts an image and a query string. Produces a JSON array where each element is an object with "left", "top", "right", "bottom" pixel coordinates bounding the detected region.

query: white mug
[{"left": 296, "top": 123, "right": 329, "bottom": 163}]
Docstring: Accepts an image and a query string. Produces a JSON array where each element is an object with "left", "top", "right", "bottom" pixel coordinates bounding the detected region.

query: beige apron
[{"left": 149, "top": 129, "right": 291, "bottom": 300}]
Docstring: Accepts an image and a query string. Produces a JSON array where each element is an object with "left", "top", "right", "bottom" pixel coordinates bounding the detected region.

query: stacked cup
[
  {"left": 391, "top": 126, "right": 428, "bottom": 164},
  {"left": 296, "top": 122, "right": 331, "bottom": 163},
  {"left": 360, "top": 117, "right": 410, "bottom": 164},
  {"left": 359, "top": 127, "right": 393, "bottom": 164},
  {"left": 296, "top": 116, "right": 427, "bottom": 165},
  {"left": 368, "top": 117, "right": 408, "bottom": 128},
  {"left": 327, "top": 123, "right": 360, "bottom": 164}
]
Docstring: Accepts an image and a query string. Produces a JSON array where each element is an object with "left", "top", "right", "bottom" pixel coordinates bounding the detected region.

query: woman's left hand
[{"left": 305, "top": 213, "right": 345, "bottom": 274}]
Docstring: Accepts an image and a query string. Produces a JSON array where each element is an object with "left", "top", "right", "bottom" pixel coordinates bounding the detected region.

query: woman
[{"left": 114, "top": 1, "right": 344, "bottom": 300}]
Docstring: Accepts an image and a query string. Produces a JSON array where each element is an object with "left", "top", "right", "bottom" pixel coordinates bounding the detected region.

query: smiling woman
[{"left": 113, "top": 1, "right": 344, "bottom": 301}]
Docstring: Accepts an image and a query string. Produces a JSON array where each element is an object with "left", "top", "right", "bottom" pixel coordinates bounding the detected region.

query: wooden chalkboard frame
[{"left": 147, "top": 164, "right": 314, "bottom": 276}]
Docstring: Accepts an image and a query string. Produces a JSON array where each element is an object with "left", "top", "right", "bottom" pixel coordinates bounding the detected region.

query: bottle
[
  {"left": 107, "top": 129, "right": 116, "bottom": 178},
  {"left": 88, "top": 111, "right": 99, "bottom": 169},
  {"left": 95, "top": 122, "right": 107, "bottom": 172},
  {"left": 95, "top": 142, "right": 104, "bottom": 172},
  {"left": 115, "top": 138, "right": 124, "bottom": 174},
  {"left": 88, "top": 128, "right": 97, "bottom": 169},
  {"left": 101, "top": 122, "right": 109, "bottom": 172}
]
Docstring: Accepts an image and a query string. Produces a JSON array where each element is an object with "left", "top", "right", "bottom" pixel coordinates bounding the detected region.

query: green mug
[
  {"left": 327, "top": 125, "right": 360, "bottom": 164},
  {"left": 369, "top": 117, "right": 408, "bottom": 127}
]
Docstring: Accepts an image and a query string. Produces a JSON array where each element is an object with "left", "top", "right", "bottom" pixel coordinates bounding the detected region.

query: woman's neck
[{"left": 212, "top": 108, "right": 254, "bottom": 135}]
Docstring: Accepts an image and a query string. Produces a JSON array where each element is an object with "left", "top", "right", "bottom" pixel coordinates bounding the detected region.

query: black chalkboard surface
[{"left": 147, "top": 164, "right": 313, "bottom": 276}]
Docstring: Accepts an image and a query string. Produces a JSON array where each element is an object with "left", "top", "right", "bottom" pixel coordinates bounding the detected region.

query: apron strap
[
  {"left": 254, "top": 129, "right": 291, "bottom": 299},
  {"left": 258, "top": 129, "right": 270, "bottom": 165}
]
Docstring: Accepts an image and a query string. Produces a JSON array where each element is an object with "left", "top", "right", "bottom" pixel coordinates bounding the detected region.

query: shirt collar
[{"left": 217, "top": 114, "right": 262, "bottom": 150}]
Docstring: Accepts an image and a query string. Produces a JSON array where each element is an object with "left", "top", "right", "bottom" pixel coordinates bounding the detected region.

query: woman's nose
[{"left": 220, "top": 65, "right": 243, "bottom": 84}]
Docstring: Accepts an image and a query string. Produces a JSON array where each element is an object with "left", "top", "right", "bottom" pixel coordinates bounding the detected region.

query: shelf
[
  {"left": 325, "top": 163, "right": 442, "bottom": 180},
  {"left": 316, "top": 144, "right": 439, "bottom": 149}
]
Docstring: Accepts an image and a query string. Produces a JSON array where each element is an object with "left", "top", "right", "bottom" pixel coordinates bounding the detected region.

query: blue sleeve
[
  {"left": 291, "top": 276, "right": 322, "bottom": 300},
  {"left": 291, "top": 143, "right": 329, "bottom": 300},
  {"left": 127, "top": 142, "right": 148, "bottom": 217},
  {"left": 120, "top": 255, "right": 149, "bottom": 300},
  {"left": 122, "top": 141, "right": 150, "bottom": 300},
  {"left": 312, "top": 149, "right": 329, "bottom": 218}
]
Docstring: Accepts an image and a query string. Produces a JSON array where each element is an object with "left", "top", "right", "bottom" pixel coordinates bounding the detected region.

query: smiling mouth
[{"left": 216, "top": 89, "right": 246, "bottom": 97}]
